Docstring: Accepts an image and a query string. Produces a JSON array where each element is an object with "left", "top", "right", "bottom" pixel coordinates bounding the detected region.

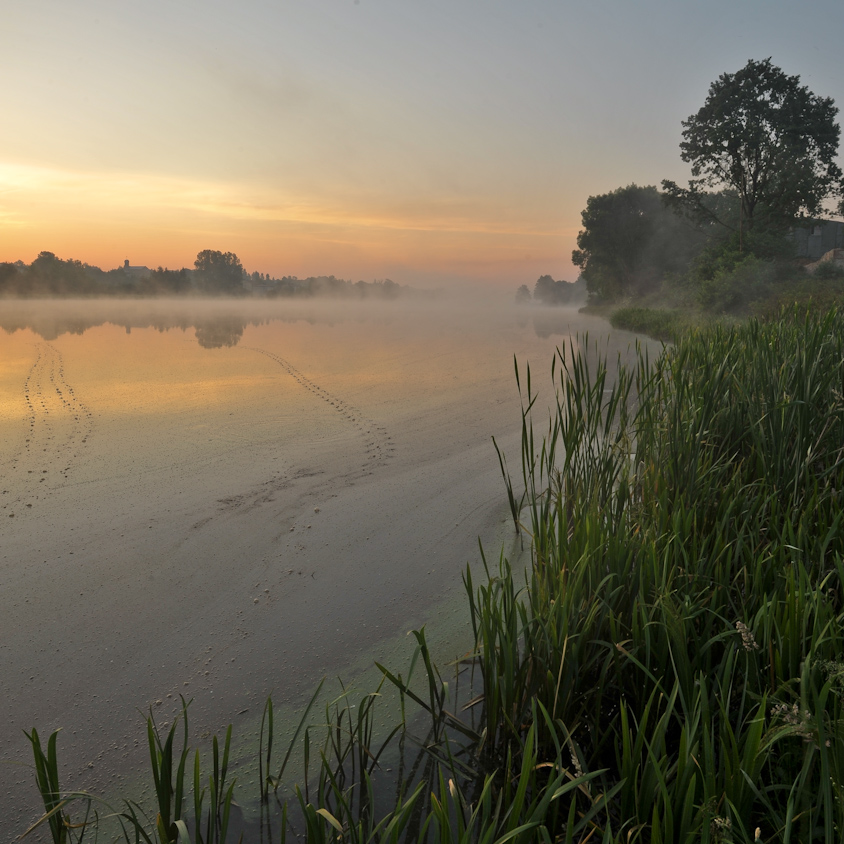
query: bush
[
  {"left": 814, "top": 259, "right": 844, "bottom": 281},
  {"left": 697, "top": 253, "right": 780, "bottom": 312}
]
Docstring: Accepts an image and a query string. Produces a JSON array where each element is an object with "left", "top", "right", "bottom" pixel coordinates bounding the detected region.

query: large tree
[
  {"left": 23, "top": 251, "right": 94, "bottom": 296},
  {"left": 193, "top": 250, "right": 245, "bottom": 294},
  {"left": 572, "top": 184, "right": 703, "bottom": 302},
  {"left": 663, "top": 58, "right": 844, "bottom": 233}
]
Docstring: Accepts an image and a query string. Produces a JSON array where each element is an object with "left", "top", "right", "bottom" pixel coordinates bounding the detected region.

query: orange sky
[{"left": 0, "top": 161, "right": 575, "bottom": 287}]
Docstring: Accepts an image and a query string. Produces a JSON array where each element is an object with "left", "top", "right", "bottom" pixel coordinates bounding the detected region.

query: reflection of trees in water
[
  {"left": 533, "top": 312, "right": 577, "bottom": 340},
  {"left": 0, "top": 309, "right": 282, "bottom": 347},
  {"left": 193, "top": 317, "right": 246, "bottom": 348},
  {"left": 0, "top": 300, "right": 423, "bottom": 346},
  {"left": 0, "top": 314, "right": 93, "bottom": 341}
]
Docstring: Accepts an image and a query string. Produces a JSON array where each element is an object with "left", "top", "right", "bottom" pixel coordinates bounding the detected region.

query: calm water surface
[{"left": 0, "top": 297, "right": 644, "bottom": 836}]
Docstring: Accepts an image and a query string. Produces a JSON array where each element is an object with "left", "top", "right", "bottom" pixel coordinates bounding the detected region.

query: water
[{"left": 0, "top": 296, "right": 640, "bottom": 836}]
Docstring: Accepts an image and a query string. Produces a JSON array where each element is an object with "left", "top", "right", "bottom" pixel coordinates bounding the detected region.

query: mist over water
[
  {"left": 0, "top": 297, "right": 647, "bottom": 837},
  {"left": 0, "top": 293, "right": 579, "bottom": 348}
]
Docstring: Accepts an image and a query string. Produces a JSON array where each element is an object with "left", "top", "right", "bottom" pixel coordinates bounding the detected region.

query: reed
[
  {"left": 25, "top": 704, "right": 242, "bottom": 844},
  {"left": 23, "top": 728, "right": 95, "bottom": 844},
  {"left": 608, "top": 306, "right": 722, "bottom": 341},
  {"left": 464, "top": 306, "right": 844, "bottom": 841},
  {"left": 23, "top": 307, "right": 844, "bottom": 842}
]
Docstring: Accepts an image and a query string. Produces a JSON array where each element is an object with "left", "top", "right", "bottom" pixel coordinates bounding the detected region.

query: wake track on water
[
  {"left": 242, "top": 345, "right": 395, "bottom": 475},
  {"left": 2, "top": 341, "right": 93, "bottom": 515}
]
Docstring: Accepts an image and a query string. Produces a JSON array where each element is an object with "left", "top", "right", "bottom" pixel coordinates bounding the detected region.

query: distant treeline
[
  {"left": 0, "top": 249, "right": 420, "bottom": 300},
  {"left": 515, "top": 274, "right": 587, "bottom": 307}
]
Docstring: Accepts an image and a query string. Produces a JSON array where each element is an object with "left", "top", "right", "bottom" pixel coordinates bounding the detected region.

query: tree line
[
  {"left": 569, "top": 59, "right": 844, "bottom": 312},
  {"left": 0, "top": 249, "right": 412, "bottom": 300},
  {"left": 515, "top": 274, "right": 587, "bottom": 306}
]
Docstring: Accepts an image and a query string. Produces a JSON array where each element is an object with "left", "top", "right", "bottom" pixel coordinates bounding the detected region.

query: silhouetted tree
[
  {"left": 149, "top": 267, "right": 192, "bottom": 294},
  {"left": 0, "top": 262, "right": 21, "bottom": 295},
  {"left": 379, "top": 279, "right": 400, "bottom": 299},
  {"left": 663, "top": 58, "right": 844, "bottom": 234},
  {"left": 533, "top": 275, "right": 559, "bottom": 304},
  {"left": 515, "top": 284, "right": 531, "bottom": 304},
  {"left": 22, "top": 252, "right": 95, "bottom": 296},
  {"left": 193, "top": 250, "right": 246, "bottom": 295},
  {"left": 532, "top": 275, "right": 586, "bottom": 306}
]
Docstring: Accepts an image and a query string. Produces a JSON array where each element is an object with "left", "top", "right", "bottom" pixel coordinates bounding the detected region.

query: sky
[{"left": 1, "top": 0, "right": 843, "bottom": 289}]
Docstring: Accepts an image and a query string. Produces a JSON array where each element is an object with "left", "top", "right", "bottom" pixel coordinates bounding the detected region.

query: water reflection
[
  {"left": 0, "top": 300, "right": 323, "bottom": 349},
  {"left": 0, "top": 298, "right": 588, "bottom": 350},
  {"left": 193, "top": 316, "right": 246, "bottom": 348},
  {"left": 532, "top": 310, "right": 580, "bottom": 340}
]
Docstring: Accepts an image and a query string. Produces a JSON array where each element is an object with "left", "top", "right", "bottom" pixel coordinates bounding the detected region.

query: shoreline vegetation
[
  {"left": 25, "top": 306, "right": 844, "bottom": 842},
  {"left": 0, "top": 250, "right": 433, "bottom": 301},
  {"left": 606, "top": 307, "right": 731, "bottom": 344}
]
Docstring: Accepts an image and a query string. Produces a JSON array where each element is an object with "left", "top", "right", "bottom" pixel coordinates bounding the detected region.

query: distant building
[
  {"left": 122, "top": 259, "right": 151, "bottom": 279},
  {"left": 791, "top": 220, "right": 844, "bottom": 260}
]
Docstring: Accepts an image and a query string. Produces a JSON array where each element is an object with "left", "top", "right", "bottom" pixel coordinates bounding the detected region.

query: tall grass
[
  {"left": 474, "top": 307, "right": 844, "bottom": 840},
  {"left": 23, "top": 308, "right": 844, "bottom": 842}
]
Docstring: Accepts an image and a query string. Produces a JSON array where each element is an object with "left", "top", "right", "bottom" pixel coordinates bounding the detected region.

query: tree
[
  {"left": 24, "top": 251, "right": 93, "bottom": 296},
  {"left": 0, "top": 262, "right": 20, "bottom": 295},
  {"left": 572, "top": 185, "right": 703, "bottom": 302},
  {"left": 193, "top": 250, "right": 246, "bottom": 295},
  {"left": 149, "top": 267, "right": 192, "bottom": 294},
  {"left": 533, "top": 275, "right": 557, "bottom": 304},
  {"left": 663, "top": 58, "right": 844, "bottom": 234},
  {"left": 530, "top": 275, "right": 587, "bottom": 306},
  {"left": 515, "top": 284, "right": 531, "bottom": 304}
]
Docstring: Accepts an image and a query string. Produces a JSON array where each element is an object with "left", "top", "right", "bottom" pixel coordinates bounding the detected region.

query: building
[
  {"left": 122, "top": 259, "right": 151, "bottom": 279},
  {"left": 791, "top": 220, "right": 844, "bottom": 260}
]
